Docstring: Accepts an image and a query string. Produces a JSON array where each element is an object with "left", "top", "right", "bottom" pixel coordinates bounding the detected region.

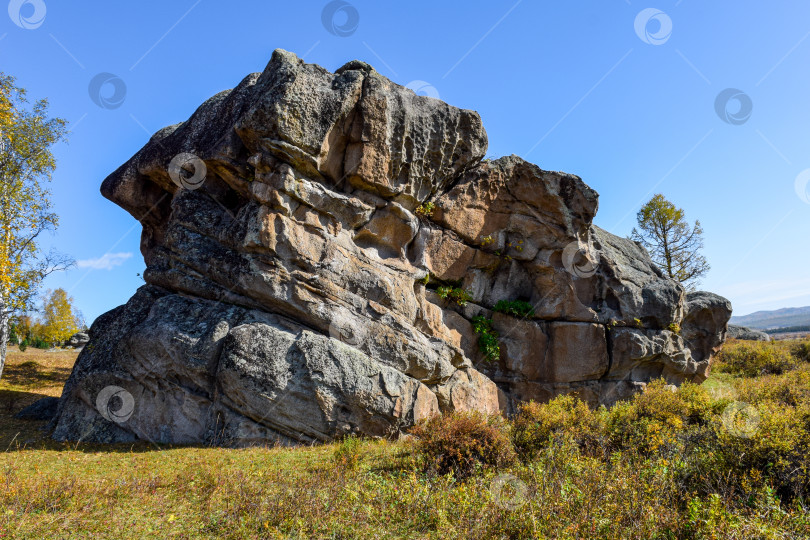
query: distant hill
[{"left": 730, "top": 306, "right": 810, "bottom": 330}]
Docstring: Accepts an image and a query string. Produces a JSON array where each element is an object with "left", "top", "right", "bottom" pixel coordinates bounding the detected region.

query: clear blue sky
[{"left": 3, "top": 0, "right": 810, "bottom": 323}]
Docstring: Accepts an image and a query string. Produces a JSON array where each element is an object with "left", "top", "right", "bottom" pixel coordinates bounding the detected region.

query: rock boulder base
[{"left": 52, "top": 50, "right": 732, "bottom": 445}]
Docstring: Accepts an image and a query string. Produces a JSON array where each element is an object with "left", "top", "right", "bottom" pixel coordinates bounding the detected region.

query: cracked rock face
[{"left": 52, "top": 50, "right": 732, "bottom": 445}]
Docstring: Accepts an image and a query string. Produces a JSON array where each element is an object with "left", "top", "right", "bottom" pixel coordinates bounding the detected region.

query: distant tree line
[
  {"left": 7, "top": 287, "right": 85, "bottom": 350},
  {"left": 768, "top": 325, "right": 810, "bottom": 335}
]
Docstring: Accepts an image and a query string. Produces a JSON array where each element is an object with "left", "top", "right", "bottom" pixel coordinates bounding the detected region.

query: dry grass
[
  {"left": 0, "top": 347, "right": 77, "bottom": 449},
  {"left": 0, "top": 341, "right": 808, "bottom": 538}
]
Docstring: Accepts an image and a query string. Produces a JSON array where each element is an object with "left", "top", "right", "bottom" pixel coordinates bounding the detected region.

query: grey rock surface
[
  {"left": 681, "top": 291, "right": 733, "bottom": 366},
  {"left": 67, "top": 332, "right": 90, "bottom": 348},
  {"left": 53, "top": 50, "right": 732, "bottom": 444},
  {"left": 727, "top": 324, "right": 770, "bottom": 341}
]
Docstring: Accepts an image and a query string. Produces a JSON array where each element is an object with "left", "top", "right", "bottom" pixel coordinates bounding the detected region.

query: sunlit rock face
[{"left": 51, "top": 50, "right": 731, "bottom": 445}]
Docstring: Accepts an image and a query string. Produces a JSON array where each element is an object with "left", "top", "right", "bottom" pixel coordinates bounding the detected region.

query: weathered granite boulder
[
  {"left": 52, "top": 50, "right": 731, "bottom": 444},
  {"left": 727, "top": 324, "right": 770, "bottom": 341},
  {"left": 681, "top": 292, "right": 734, "bottom": 364},
  {"left": 67, "top": 332, "right": 90, "bottom": 349}
]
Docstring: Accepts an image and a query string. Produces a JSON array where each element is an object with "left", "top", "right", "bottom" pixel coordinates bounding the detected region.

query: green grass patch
[
  {"left": 436, "top": 286, "right": 472, "bottom": 306},
  {"left": 2, "top": 341, "right": 810, "bottom": 538},
  {"left": 492, "top": 299, "right": 535, "bottom": 318}
]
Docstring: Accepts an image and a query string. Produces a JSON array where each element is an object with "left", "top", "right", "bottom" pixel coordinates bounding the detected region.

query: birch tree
[{"left": 0, "top": 74, "right": 72, "bottom": 378}]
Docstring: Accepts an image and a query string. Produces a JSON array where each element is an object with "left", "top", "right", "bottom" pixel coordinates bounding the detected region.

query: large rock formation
[
  {"left": 52, "top": 50, "right": 732, "bottom": 445},
  {"left": 727, "top": 324, "right": 770, "bottom": 341}
]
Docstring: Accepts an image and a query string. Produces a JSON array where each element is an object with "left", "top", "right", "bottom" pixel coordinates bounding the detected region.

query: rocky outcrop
[
  {"left": 52, "top": 50, "right": 732, "bottom": 445},
  {"left": 728, "top": 324, "right": 770, "bottom": 341},
  {"left": 681, "top": 292, "right": 734, "bottom": 364},
  {"left": 67, "top": 332, "right": 90, "bottom": 349}
]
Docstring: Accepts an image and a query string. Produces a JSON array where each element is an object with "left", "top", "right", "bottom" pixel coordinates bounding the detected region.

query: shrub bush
[
  {"left": 410, "top": 412, "right": 515, "bottom": 479},
  {"left": 648, "top": 363, "right": 810, "bottom": 503},
  {"left": 333, "top": 434, "right": 362, "bottom": 470},
  {"left": 492, "top": 299, "right": 535, "bottom": 318},
  {"left": 670, "top": 400, "right": 810, "bottom": 504},
  {"left": 715, "top": 341, "right": 797, "bottom": 377},
  {"left": 735, "top": 364, "right": 810, "bottom": 407},
  {"left": 708, "top": 400, "right": 810, "bottom": 502},
  {"left": 603, "top": 380, "right": 714, "bottom": 455},
  {"left": 511, "top": 395, "right": 598, "bottom": 460},
  {"left": 791, "top": 340, "right": 810, "bottom": 362}
]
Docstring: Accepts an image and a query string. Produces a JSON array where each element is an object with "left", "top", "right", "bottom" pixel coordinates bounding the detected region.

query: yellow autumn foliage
[
  {"left": 39, "top": 288, "right": 81, "bottom": 345},
  {"left": 0, "top": 73, "right": 70, "bottom": 374}
]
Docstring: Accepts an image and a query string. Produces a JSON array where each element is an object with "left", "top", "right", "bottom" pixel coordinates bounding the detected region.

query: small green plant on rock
[
  {"left": 415, "top": 202, "right": 435, "bottom": 218},
  {"left": 505, "top": 240, "right": 525, "bottom": 253},
  {"left": 472, "top": 315, "right": 500, "bottom": 362},
  {"left": 437, "top": 286, "right": 472, "bottom": 306},
  {"left": 418, "top": 273, "right": 430, "bottom": 286},
  {"left": 493, "top": 300, "right": 535, "bottom": 318},
  {"left": 668, "top": 322, "right": 681, "bottom": 334}
]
